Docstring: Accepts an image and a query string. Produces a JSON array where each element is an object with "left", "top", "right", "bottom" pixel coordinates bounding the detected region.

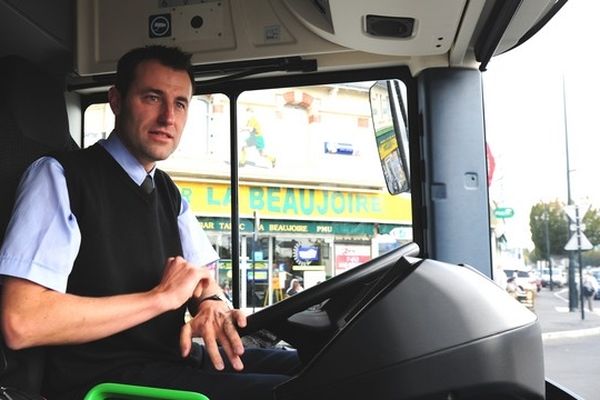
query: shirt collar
[{"left": 99, "top": 132, "right": 155, "bottom": 186}]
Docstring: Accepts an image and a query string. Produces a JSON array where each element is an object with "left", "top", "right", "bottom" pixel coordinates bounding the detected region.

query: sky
[{"left": 483, "top": 0, "right": 600, "bottom": 249}]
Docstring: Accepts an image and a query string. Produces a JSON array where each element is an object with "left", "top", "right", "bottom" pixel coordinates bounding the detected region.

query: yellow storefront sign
[{"left": 176, "top": 181, "right": 411, "bottom": 224}]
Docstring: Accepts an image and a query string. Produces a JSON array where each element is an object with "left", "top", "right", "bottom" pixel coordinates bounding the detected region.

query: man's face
[{"left": 109, "top": 59, "right": 193, "bottom": 171}]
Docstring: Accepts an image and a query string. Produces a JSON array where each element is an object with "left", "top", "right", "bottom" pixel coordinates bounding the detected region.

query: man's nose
[{"left": 158, "top": 103, "right": 175, "bottom": 125}]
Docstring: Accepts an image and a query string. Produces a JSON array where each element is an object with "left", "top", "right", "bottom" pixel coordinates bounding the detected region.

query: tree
[
  {"left": 529, "top": 201, "right": 569, "bottom": 262},
  {"left": 530, "top": 201, "right": 600, "bottom": 263},
  {"left": 583, "top": 206, "right": 600, "bottom": 246},
  {"left": 582, "top": 249, "right": 600, "bottom": 266}
]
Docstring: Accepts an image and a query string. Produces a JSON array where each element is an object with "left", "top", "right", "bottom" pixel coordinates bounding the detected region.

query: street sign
[
  {"left": 570, "top": 223, "right": 586, "bottom": 232},
  {"left": 564, "top": 205, "right": 578, "bottom": 222},
  {"left": 564, "top": 232, "right": 594, "bottom": 251},
  {"left": 564, "top": 204, "right": 590, "bottom": 222},
  {"left": 494, "top": 207, "right": 514, "bottom": 219}
]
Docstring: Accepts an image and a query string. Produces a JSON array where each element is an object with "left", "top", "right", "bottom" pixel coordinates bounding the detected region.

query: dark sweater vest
[{"left": 44, "top": 144, "right": 184, "bottom": 395}]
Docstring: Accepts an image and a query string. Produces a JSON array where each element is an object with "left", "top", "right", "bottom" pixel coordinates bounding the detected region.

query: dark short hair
[{"left": 115, "top": 45, "right": 194, "bottom": 97}]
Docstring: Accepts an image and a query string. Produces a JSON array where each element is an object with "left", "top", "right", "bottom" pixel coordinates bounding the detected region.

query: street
[
  {"left": 544, "top": 335, "right": 600, "bottom": 399},
  {"left": 536, "top": 288, "right": 600, "bottom": 399}
]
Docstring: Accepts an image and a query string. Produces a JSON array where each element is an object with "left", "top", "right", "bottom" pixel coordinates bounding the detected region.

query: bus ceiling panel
[
  {"left": 75, "top": 0, "right": 561, "bottom": 79},
  {"left": 284, "top": 0, "right": 467, "bottom": 57},
  {"left": 76, "top": 0, "right": 347, "bottom": 76},
  {"left": 76, "top": 0, "right": 475, "bottom": 78}
]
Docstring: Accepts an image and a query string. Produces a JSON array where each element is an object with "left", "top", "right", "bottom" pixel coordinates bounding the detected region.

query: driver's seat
[{"left": 0, "top": 54, "right": 77, "bottom": 396}]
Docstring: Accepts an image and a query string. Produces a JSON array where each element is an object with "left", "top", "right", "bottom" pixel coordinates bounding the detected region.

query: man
[{"left": 0, "top": 46, "right": 298, "bottom": 399}]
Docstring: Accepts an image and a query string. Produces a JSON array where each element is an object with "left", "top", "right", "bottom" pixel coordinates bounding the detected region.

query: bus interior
[{"left": 0, "top": 0, "right": 578, "bottom": 399}]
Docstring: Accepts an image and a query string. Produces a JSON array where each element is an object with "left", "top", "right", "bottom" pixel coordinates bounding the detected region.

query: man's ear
[{"left": 108, "top": 86, "right": 122, "bottom": 115}]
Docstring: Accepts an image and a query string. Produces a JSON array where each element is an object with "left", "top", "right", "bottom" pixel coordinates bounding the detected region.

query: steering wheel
[{"left": 238, "top": 242, "right": 420, "bottom": 352}]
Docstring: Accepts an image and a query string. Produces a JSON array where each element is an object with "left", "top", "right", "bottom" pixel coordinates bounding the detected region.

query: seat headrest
[
  {"left": 0, "top": 55, "right": 77, "bottom": 245},
  {"left": 0, "top": 55, "right": 72, "bottom": 149}
]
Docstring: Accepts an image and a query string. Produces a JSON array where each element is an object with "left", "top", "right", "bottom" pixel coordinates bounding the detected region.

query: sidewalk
[{"left": 533, "top": 287, "right": 600, "bottom": 340}]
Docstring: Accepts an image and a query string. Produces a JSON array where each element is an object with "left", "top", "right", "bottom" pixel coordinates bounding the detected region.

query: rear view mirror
[{"left": 369, "top": 80, "right": 410, "bottom": 194}]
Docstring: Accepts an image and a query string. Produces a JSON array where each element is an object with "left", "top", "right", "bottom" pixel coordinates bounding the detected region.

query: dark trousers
[{"left": 64, "top": 346, "right": 300, "bottom": 400}]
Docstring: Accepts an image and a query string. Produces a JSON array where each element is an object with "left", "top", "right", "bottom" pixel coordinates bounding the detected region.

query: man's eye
[
  {"left": 146, "top": 95, "right": 160, "bottom": 102},
  {"left": 176, "top": 102, "right": 187, "bottom": 110}
]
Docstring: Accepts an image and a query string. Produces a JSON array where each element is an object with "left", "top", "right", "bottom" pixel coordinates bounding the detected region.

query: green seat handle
[{"left": 83, "top": 382, "right": 209, "bottom": 400}]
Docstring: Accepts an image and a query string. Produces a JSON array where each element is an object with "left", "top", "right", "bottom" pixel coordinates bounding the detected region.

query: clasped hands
[{"left": 158, "top": 256, "right": 247, "bottom": 371}]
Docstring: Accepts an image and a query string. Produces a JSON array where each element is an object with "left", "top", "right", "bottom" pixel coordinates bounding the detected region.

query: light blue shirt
[{"left": 0, "top": 133, "right": 218, "bottom": 292}]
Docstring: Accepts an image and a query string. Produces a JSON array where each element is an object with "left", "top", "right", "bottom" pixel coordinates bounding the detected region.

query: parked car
[{"left": 540, "top": 268, "right": 566, "bottom": 288}]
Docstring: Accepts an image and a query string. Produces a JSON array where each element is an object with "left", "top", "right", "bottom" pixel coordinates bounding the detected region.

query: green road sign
[{"left": 494, "top": 207, "right": 514, "bottom": 219}]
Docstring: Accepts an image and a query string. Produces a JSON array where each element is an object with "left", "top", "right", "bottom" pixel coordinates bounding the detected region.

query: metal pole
[
  {"left": 576, "top": 206, "right": 585, "bottom": 320},
  {"left": 230, "top": 94, "right": 241, "bottom": 309},
  {"left": 250, "top": 235, "right": 256, "bottom": 313},
  {"left": 251, "top": 211, "right": 259, "bottom": 313},
  {"left": 562, "top": 75, "right": 578, "bottom": 312},
  {"left": 544, "top": 208, "right": 553, "bottom": 291}
]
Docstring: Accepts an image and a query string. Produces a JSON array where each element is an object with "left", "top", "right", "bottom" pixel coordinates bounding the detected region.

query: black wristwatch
[
  {"left": 197, "top": 294, "right": 224, "bottom": 305},
  {"left": 196, "top": 293, "right": 231, "bottom": 309}
]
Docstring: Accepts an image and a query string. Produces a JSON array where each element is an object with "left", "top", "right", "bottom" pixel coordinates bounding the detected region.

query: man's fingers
[
  {"left": 223, "top": 317, "right": 245, "bottom": 355},
  {"left": 218, "top": 334, "right": 244, "bottom": 371},
  {"left": 179, "top": 322, "right": 193, "bottom": 358},
  {"left": 184, "top": 306, "right": 247, "bottom": 372},
  {"left": 205, "top": 336, "right": 224, "bottom": 371}
]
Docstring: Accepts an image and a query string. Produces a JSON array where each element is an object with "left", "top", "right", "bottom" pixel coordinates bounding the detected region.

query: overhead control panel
[{"left": 76, "top": 0, "right": 345, "bottom": 75}]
